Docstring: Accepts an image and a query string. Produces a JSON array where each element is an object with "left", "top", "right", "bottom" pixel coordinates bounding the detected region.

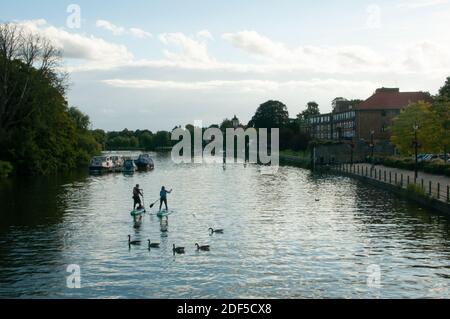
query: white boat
[
  {"left": 111, "top": 155, "right": 124, "bottom": 172},
  {"left": 89, "top": 156, "right": 113, "bottom": 173}
]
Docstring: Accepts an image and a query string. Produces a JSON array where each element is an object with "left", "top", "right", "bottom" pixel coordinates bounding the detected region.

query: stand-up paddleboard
[
  {"left": 130, "top": 207, "right": 146, "bottom": 217},
  {"left": 155, "top": 209, "right": 175, "bottom": 218}
]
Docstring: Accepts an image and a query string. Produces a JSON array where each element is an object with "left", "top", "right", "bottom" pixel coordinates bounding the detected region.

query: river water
[{"left": 0, "top": 152, "right": 449, "bottom": 299}]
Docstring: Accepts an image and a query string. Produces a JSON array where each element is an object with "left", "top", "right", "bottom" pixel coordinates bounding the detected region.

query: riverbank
[
  {"left": 278, "top": 152, "right": 450, "bottom": 215},
  {"left": 329, "top": 163, "right": 450, "bottom": 215},
  {"left": 279, "top": 150, "right": 311, "bottom": 169}
]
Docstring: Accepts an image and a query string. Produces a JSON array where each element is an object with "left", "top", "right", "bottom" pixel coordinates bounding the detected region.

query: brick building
[{"left": 306, "top": 88, "right": 432, "bottom": 142}]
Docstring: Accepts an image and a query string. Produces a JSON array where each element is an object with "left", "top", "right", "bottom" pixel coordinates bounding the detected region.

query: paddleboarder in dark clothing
[
  {"left": 159, "top": 186, "right": 172, "bottom": 211},
  {"left": 133, "top": 184, "right": 143, "bottom": 210}
]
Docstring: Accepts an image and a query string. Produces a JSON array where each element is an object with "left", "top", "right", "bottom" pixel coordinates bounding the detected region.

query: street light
[{"left": 413, "top": 121, "right": 419, "bottom": 181}]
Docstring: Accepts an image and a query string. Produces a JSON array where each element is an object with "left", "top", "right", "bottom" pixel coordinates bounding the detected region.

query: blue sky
[{"left": 2, "top": 0, "right": 450, "bottom": 131}]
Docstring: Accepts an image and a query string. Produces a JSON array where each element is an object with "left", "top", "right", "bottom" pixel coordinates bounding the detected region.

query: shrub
[
  {"left": 406, "top": 184, "right": 427, "bottom": 197},
  {"left": 0, "top": 161, "right": 13, "bottom": 178}
]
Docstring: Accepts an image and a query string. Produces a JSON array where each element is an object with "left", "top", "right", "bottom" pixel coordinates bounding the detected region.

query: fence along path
[{"left": 334, "top": 163, "right": 450, "bottom": 203}]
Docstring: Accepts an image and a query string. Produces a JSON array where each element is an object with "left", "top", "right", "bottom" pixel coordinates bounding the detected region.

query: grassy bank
[{"left": 279, "top": 150, "right": 311, "bottom": 169}]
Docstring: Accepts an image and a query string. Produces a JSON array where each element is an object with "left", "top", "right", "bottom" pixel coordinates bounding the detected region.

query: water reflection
[{"left": 0, "top": 153, "right": 449, "bottom": 298}]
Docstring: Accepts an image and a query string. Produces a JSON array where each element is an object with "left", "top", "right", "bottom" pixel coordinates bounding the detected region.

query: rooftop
[{"left": 355, "top": 88, "right": 432, "bottom": 110}]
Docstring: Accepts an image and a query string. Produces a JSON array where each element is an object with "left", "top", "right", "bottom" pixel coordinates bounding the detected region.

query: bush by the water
[
  {"left": 0, "top": 161, "right": 13, "bottom": 178},
  {"left": 406, "top": 183, "right": 427, "bottom": 197}
]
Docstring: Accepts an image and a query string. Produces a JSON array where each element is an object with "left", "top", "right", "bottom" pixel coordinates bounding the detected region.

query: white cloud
[
  {"left": 102, "top": 78, "right": 377, "bottom": 94},
  {"left": 16, "top": 19, "right": 133, "bottom": 68},
  {"left": 223, "top": 31, "right": 286, "bottom": 58},
  {"left": 159, "top": 32, "right": 215, "bottom": 63},
  {"left": 197, "top": 30, "right": 214, "bottom": 41},
  {"left": 221, "top": 30, "right": 450, "bottom": 76},
  {"left": 96, "top": 19, "right": 125, "bottom": 36},
  {"left": 397, "top": 0, "right": 449, "bottom": 8},
  {"left": 96, "top": 19, "right": 152, "bottom": 39},
  {"left": 129, "top": 27, "right": 152, "bottom": 39},
  {"left": 222, "top": 30, "right": 388, "bottom": 73},
  {"left": 14, "top": 21, "right": 449, "bottom": 84}
]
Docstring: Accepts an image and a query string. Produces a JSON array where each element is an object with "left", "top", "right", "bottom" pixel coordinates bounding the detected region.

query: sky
[{"left": 2, "top": 0, "right": 450, "bottom": 131}]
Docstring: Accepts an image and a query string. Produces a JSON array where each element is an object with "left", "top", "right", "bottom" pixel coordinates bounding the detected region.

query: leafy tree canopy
[
  {"left": 298, "top": 101, "right": 320, "bottom": 120},
  {"left": 391, "top": 100, "right": 450, "bottom": 155},
  {"left": 248, "top": 100, "right": 289, "bottom": 128},
  {"left": 438, "top": 76, "right": 450, "bottom": 98}
]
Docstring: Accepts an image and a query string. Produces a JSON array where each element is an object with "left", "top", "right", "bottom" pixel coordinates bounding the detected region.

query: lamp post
[
  {"left": 413, "top": 121, "right": 419, "bottom": 181},
  {"left": 370, "top": 130, "right": 375, "bottom": 169}
]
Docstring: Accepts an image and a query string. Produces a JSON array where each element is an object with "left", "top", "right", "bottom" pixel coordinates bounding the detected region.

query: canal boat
[
  {"left": 134, "top": 154, "right": 154, "bottom": 171},
  {"left": 89, "top": 156, "right": 113, "bottom": 173},
  {"left": 122, "top": 159, "right": 137, "bottom": 174}
]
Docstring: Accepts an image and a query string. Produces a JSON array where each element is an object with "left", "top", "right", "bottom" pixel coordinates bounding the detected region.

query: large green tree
[
  {"left": 0, "top": 23, "right": 100, "bottom": 175},
  {"left": 298, "top": 101, "right": 320, "bottom": 120},
  {"left": 248, "top": 100, "right": 289, "bottom": 128},
  {"left": 391, "top": 100, "right": 450, "bottom": 155}
]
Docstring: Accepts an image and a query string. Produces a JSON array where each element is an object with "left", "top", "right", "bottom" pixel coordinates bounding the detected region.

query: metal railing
[{"left": 334, "top": 163, "right": 450, "bottom": 203}]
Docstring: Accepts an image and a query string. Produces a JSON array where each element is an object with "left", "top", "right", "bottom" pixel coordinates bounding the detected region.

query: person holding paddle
[
  {"left": 159, "top": 186, "right": 172, "bottom": 211},
  {"left": 133, "top": 184, "right": 143, "bottom": 210}
]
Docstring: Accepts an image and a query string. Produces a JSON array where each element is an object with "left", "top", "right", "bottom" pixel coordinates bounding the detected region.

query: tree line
[
  {"left": 0, "top": 23, "right": 101, "bottom": 176},
  {"left": 97, "top": 100, "right": 317, "bottom": 153}
]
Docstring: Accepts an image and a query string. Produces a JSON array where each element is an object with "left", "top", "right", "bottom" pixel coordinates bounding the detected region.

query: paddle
[
  {"left": 149, "top": 198, "right": 160, "bottom": 209},
  {"left": 149, "top": 188, "right": 172, "bottom": 209}
]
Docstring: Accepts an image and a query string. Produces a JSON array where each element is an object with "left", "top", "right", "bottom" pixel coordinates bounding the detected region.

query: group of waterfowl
[{"left": 128, "top": 227, "right": 224, "bottom": 255}]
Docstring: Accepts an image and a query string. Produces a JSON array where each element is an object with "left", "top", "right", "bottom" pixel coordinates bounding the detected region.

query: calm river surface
[{"left": 0, "top": 152, "right": 449, "bottom": 299}]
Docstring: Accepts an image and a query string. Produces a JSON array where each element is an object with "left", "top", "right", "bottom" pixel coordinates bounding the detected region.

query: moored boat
[
  {"left": 134, "top": 154, "right": 154, "bottom": 171},
  {"left": 122, "top": 159, "right": 137, "bottom": 174},
  {"left": 89, "top": 156, "right": 113, "bottom": 173},
  {"left": 111, "top": 155, "right": 124, "bottom": 172}
]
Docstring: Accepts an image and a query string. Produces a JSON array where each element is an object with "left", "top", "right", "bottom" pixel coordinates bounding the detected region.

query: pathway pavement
[{"left": 338, "top": 163, "right": 450, "bottom": 203}]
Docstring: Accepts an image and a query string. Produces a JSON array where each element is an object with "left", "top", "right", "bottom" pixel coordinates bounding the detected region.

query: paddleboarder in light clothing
[{"left": 159, "top": 186, "right": 172, "bottom": 211}]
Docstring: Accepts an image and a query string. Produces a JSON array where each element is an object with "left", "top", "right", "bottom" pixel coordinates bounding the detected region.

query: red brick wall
[{"left": 356, "top": 109, "right": 400, "bottom": 141}]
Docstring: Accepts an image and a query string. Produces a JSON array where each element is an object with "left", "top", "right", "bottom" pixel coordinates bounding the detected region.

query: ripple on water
[{"left": 0, "top": 155, "right": 449, "bottom": 298}]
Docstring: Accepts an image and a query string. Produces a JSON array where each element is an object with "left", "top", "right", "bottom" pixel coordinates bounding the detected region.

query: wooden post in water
[
  {"left": 400, "top": 174, "right": 403, "bottom": 187},
  {"left": 384, "top": 171, "right": 387, "bottom": 182},
  {"left": 429, "top": 181, "right": 432, "bottom": 196},
  {"left": 447, "top": 185, "right": 449, "bottom": 202},
  {"left": 437, "top": 183, "right": 440, "bottom": 199},
  {"left": 407, "top": 175, "right": 410, "bottom": 185},
  {"left": 389, "top": 172, "right": 392, "bottom": 184},
  {"left": 395, "top": 173, "right": 397, "bottom": 184}
]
